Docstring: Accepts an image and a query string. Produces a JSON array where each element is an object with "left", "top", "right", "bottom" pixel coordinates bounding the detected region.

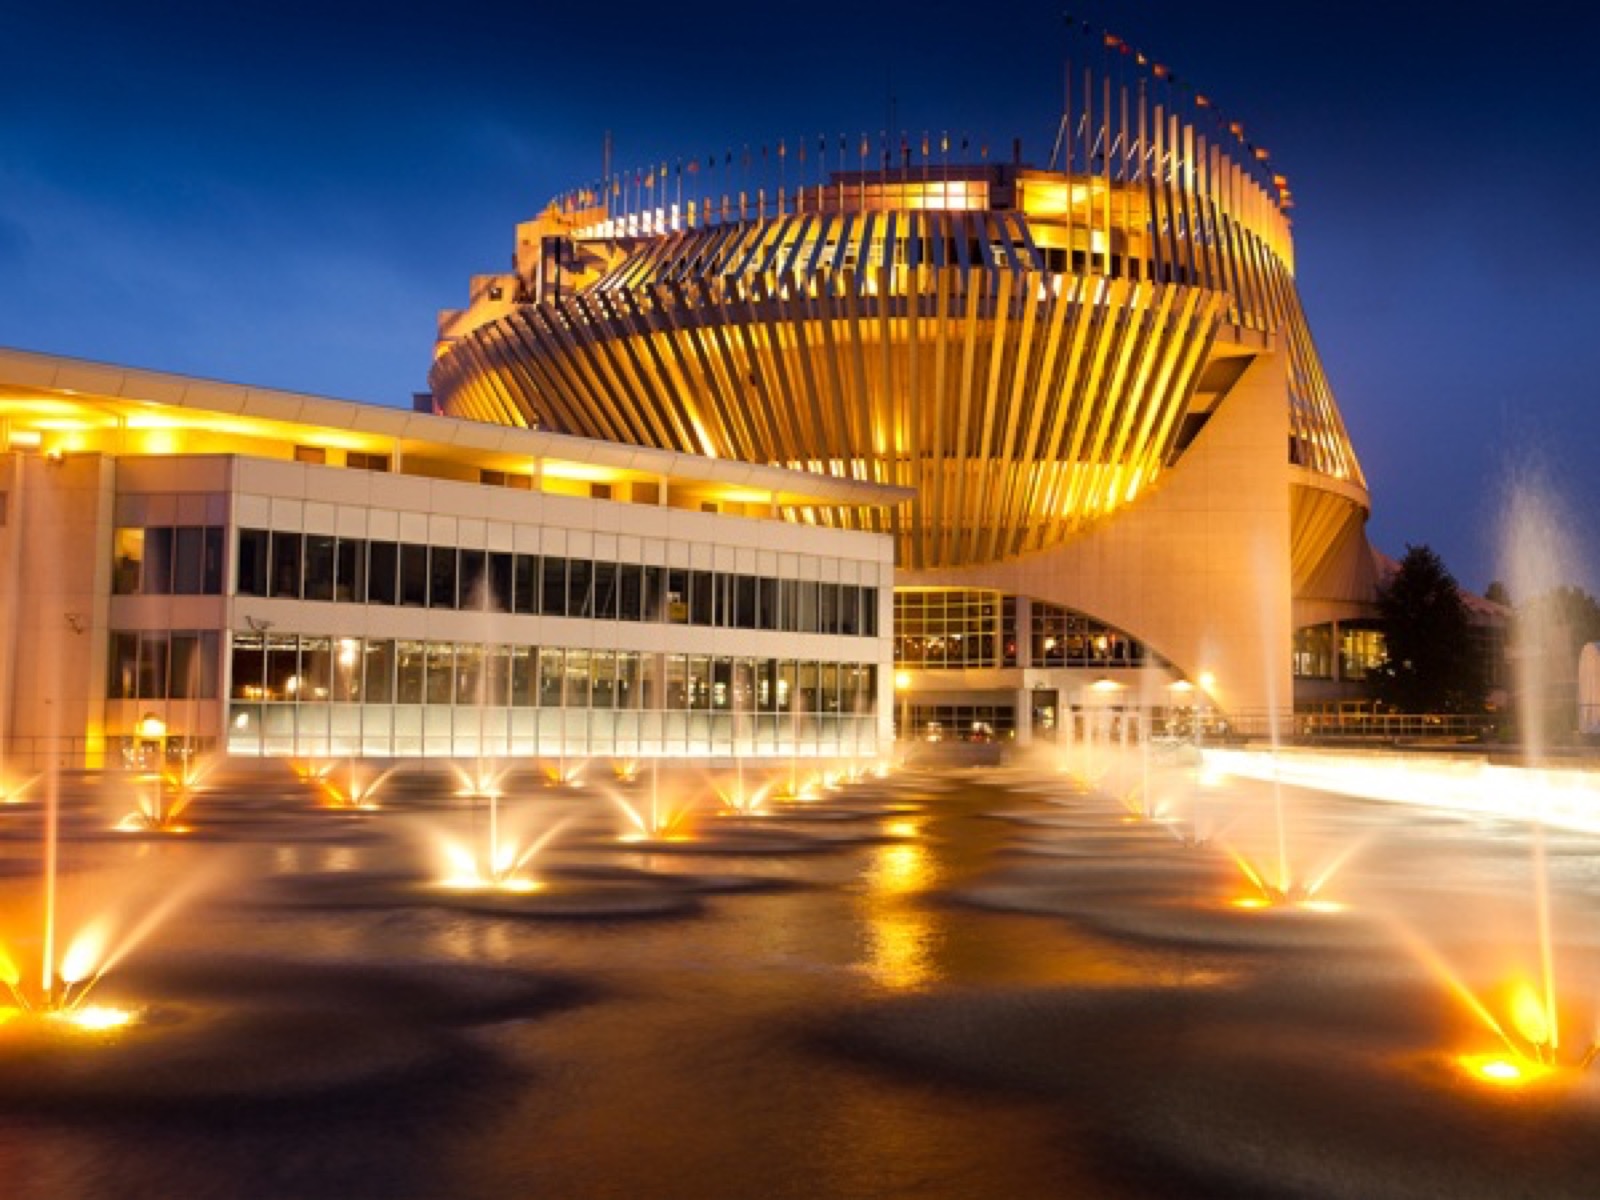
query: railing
[
  {"left": 1, "top": 736, "right": 218, "bottom": 772},
  {"left": 1222, "top": 712, "right": 1501, "bottom": 745}
]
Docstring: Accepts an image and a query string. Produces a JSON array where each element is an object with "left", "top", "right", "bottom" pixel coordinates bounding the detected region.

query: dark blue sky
[{"left": 4, "top": 1, "right": 1597, "bottom": 594}]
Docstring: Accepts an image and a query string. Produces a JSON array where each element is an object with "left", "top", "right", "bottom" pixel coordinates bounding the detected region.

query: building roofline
[{"left": 0, "top": 346, "right": 912, "bottom": 508}]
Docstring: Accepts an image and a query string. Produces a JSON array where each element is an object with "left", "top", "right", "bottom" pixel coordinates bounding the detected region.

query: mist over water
[{"left": 1497, "top": 464, "right": 1577, "bottom": 760}]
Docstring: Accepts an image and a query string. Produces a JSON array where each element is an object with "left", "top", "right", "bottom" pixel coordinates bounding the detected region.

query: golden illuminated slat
[{"left": 435, "top": 86, "right": 1371, "bottom": 563}]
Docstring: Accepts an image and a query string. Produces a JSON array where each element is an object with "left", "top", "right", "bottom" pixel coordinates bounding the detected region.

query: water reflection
[{"left": 858, "top": 823, "right": 943, "bottom": 990}]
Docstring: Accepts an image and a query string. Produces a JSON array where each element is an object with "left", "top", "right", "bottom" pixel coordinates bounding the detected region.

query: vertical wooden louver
[{"left": 433, "top": 74, "right": 1366, "bottom": 568}]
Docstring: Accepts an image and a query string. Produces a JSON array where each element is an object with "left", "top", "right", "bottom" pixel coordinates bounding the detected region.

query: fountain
[
  {"left": 711, "top": 766, "right": 775, "bottom": 817},
  {"left": 2, "top": 763, "right": 202, "bottom": 1030},
  {"left": 115, "top": 751, "right": 221, "bottom": 833},
  {"left": 314, "top": 759, "right": 401, "bottom": 810},
  {"left": 1431, "top": 474, "right": 1600, "bottom": 1087},
  {"left": 608, "top": 759, "right": 700, "bottom": 842}
]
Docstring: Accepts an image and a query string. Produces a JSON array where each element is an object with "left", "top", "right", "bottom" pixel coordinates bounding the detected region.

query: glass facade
[
  {"left": 1028, "top": 600, "right": 1154, "bottom": 669},
  {"left": 893, "top": 589, "right": 1003, "bottom": 668},
  {"left": 1340, "top": 626, "right": 1386, "bottom": 681},
  {"left": 113, "top": 525, "right": 225, "bottom": 596},
  {"left": 235, "top": 528, "right": 877, "bottom": 636},
  {"left": 1292, "top": 624, "right": 1336, "bottom": 679},
  {"left": 893, "top": 589, "right": 1157, "bottom": 672},
  {"left": 226, "top": 631, "right": 878, "bottom": 759},
  {"left": 107, "top": 630, "right": 221, "bottom": 699}
]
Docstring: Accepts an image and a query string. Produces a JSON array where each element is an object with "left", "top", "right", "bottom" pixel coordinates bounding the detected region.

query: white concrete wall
[
  {"left": 901, "top": 351, "right": 1294, "bottom": 721},
  {"left": 1, "top": 453, "right": 116, "bottom": 766}
]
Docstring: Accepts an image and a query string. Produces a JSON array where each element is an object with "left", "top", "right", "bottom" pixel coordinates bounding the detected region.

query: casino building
[
  {"left": 428, "top": 59, "right": 1376, "bottom": 742},
  {"left": 1, "top": 53, "right": 1380, "bottom": 765}
]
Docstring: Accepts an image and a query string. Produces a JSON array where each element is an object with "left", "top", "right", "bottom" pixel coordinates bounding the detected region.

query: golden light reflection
[
  {"left": 52, "top": 1005, "right": 136, "bottom": 1033},
  {"left": 1459, "top": 1053, "right": 1554, "bottom": 1089},
  {"left": 858, "top": 837, "right": 942, "bottom": 991}
]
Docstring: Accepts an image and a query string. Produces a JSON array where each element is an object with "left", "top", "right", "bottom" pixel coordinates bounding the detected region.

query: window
[
  {"left": 666, "top": 569, "right": 689, "bottom": 624},
  {"left": 425, "top": 643, "right": 454, "bottom": 705},
  {"left": 567, "top": 559, "right": 593, "bottom": 618},
  {"left": 368, "top": 541, "right": 399, "bottom": 605},
  {"left": 459, "top": 548, "right": 488, "bottom": 611},
  {"left": 618, "top": 563, "right": 643, "bottom": 621},
  {"left": 736, "top": 579, "right": 761, "bottom": 633},
  {"left": 513, "top": 553, "right": 538, "bottom": 615},
  {"left": 113, "top": 528, "right": 145, "bottom": 595},
  {"left": 541, "top": 557, "right": 567, "bottom": 616},
  {"left": 510, "top": 647, "right": 535, "bottom": 706},
  {"left": 294, "top": 445, "right": 327, "bottom": 465},
  {"left": 348, "top": 451, "right": 389, "bottom": 472},
  {"left": 143, "top": 527, "right": 174, "bottom": 595},
  {"left": 399, "top": 544, "right": 428, "bottom": 607},
  {"left": 228, "top": 632, "right": 265, "bottom": 699},
  {"left": 1340, "top": 626, "right": 1386, "bottom": 681},
  {"left": 894, "top": 589, "right": 1005, "bottom": 669},
  {"left": 539, "top": 648, "right": 564, "bottom": 707},
  {"left": 488, "top": 552, "right": 514, "bottom": 614},
  {"left": 107, "top": 631, "right": 220, "bottom": 701},
  {"left": 270, "top": 532, "right": 302, "bottom": 599},
  {"left": 169, "top": 632, "right": 219, "bottom": 698},
  {"left": 303, "top": 534, "right": 336, "bottom": 602},
  {"left": 428, "top": 547, "right": 458, "bottom": 609},
  {"left": 592, "top": 562, "right": 618, "bottom": 621},
  {"left": 108, "top": 632, "right": 139, "bottom": 699},
  {"left": 363, "top": 639, "right": 396, "bottom": 704},
  {"left": 690, "top": 570, "right": 715, "bottom": 625},
  {"left": 335, "top": 538, "right": 365, "bottom": 603},
  {"left": 171, "top": 527, "right": 204, "bottom": 595},
  {"left": 220, "top": 525, "right": 880, "bottom": 641},
  {"left": 396, "top": 641, "right": 426, "bottom": 703},
  {"left": 1293, "top": 624, "right": 1335, "bottom": 679}
]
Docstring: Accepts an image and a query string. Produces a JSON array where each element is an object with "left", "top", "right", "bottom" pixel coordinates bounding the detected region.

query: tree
[{"left": 1373, "top": 544, "right": 1485, "bottom": 713}]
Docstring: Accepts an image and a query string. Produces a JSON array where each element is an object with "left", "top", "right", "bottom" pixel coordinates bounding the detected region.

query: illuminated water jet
[
  {"left": 316, "top": 761, "right": 401, "bottom": 810},
  {"left": 114, "top": 751, "right": 225, "bottom": 833},
  {"left": 609, "top": 762, "right": 701, "bottom": 841}
]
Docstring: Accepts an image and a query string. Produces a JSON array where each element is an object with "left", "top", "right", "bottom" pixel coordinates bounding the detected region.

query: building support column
[{"left": 1014, "top": 687, "right": 1033, "bottom": 746}]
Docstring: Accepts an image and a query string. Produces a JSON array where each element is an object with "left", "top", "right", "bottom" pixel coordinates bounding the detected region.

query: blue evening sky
[{"left": 3, "top": 1, "right": 1597, "bottom": 594}]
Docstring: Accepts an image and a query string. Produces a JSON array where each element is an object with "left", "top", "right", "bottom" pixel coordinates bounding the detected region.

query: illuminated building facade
[
  {"left": 0, "top": 348, "right": 901, "bottom": 767},
  {"left": 430, "top": 60, "right": 1376, "bottom": 739}
]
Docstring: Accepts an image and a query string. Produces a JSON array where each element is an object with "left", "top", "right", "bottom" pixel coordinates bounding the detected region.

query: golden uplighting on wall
[{"left": 536, "top": 461, "right": 625, "bottom": 483}]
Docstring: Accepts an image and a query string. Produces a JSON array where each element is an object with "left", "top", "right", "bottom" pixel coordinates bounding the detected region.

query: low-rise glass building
[{"left": 0, "top": 347, "right": 904, "bottom": 767}]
